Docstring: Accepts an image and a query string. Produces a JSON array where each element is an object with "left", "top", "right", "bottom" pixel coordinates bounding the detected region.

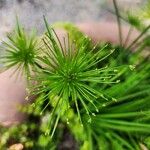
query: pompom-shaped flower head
[
  {"left": 0, "top": 19, "right": 40, "bottom": 77},
  {"left": 28, "top": 17, "right": 120, "bottom": 136}
]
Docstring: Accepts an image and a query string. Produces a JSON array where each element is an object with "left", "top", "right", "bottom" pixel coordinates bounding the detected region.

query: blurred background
[{"left": 0, "top": 0, "right": 144, "bottom": 38}]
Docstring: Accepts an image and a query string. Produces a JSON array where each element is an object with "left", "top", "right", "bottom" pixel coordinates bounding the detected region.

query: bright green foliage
[
  {"left": 27, "top": 17, "right": 120, "bottom": 136},
  {"left": 0, "top": 20, "right": 39, "bottom": 76},
  {"left": 0, "top": 1, "right": 150, "bottom": 150}
]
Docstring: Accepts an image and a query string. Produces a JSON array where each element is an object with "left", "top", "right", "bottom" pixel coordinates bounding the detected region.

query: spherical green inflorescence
[
  {"left": 26, "top": 18, "right": 120, "bottom": 136},
  {"left": 0, "top": 21, "right": 39, "bottom": 76}
]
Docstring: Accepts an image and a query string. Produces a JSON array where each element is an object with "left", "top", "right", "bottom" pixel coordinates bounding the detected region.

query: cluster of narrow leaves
[
  {"left": 85, "top": 61, "right": 150, "bottom": 150},
  {"left": 78, "top": 0, "right": 150, "bottom": 149},
  {"left": 0, "top": 1, "right": 150, "bottom": 149},
  {"left": 0, "top": 20, "right": 40, "bottom": 77},
  {"left": 61, "top": 27, "right": 150, "bottom": 150},
  {"left": 26, "top": 17, "right": 121, "bottom": 136},
  {"left": 0, "top": 16, "right": 121, "bottom": 135}
]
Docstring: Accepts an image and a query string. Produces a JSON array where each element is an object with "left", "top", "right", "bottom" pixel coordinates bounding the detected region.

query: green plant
[
  {"left": 0, "top": 0, "right": 150, "bottom": 150},
  {"left": 0, "top": 19, "right": 39, "bottom": 76}
]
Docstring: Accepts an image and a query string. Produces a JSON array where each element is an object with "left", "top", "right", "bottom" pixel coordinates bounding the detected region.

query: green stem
[
  {"left": 113, "top": 0, "right": 122, "bottom": 46},
  {"left": 124, "top": 26, "right": 133, "bottom": 47},
  {"left": 127, "top": 24, "right": 150, "bottom": 50}
]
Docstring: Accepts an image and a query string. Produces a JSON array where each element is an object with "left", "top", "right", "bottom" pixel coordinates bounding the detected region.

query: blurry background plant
[{"left": 0, "top": 0, "right": 150, "bottom": 150}]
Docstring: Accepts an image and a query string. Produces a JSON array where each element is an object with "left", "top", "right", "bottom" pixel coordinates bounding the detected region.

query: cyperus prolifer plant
[
  {"left": 28, "top": 17, "right": 121, "bottom": 136},
  {"left": 0, "top": 19, "right": 39, "bottom": 77},
  {"left": 0, "top": 0, "right": 150, "bottom": 148},
  {"left": 0, "top": 17, "right": 121, "bottom": 137}
]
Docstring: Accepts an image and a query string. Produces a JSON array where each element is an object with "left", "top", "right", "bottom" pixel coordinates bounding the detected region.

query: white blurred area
[
  {"left": 0, "top": 0, "right": 145, "bottom": 38},
  {"left": 0, "top": 0, "right": 105, "bottom": 38}
]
